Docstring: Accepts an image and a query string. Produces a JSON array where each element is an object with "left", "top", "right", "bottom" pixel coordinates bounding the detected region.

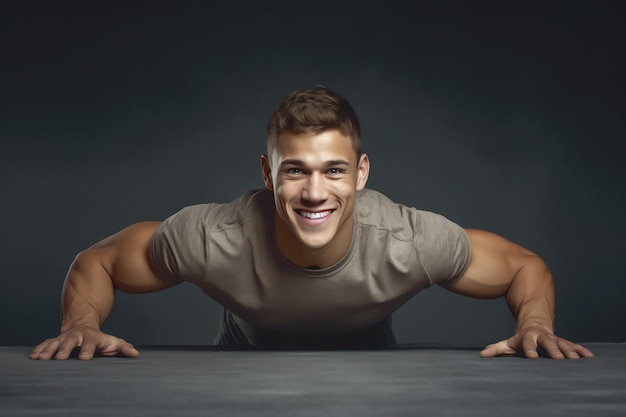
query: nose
[{"left": 302, "top": 172, "right": 328, "bottom": 204}]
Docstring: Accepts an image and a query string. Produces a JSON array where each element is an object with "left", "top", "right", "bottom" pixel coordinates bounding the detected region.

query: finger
[
  {"left": 119, "top": 342, "right": 140, "bottom": 358},
  {"left": 521, "top": 335, "right": 543, "bottom": 359},
  {"left": 536, "top": 336, "right": 565, "bottom": 360},
  {"left": 31, "top": 339, "right": 60, "bottom": 361},
  {"left": 54, "top": 338, "right": 83, "bottom": 360},
  {"left": 480, "top": 340, "right": 518, "bottom": 358},
  {"left": 53, "top": 347, "right": 74, "bottom": 360},
  {"left": 555, "top": 339, "right": 581, "bottom": 359},
  {"left": 563, "top": 341, "right": 594, "bottom": 358},
  {"left": 99, "top": 340, "right": 139, "bottom": 358},
  {"left": 557, "top": 340, "right": 594, "bottom": 359},
  {"left": 480, "top": 343, "right": 500, "bottom": 358},
  {"left": 574, "top": 344, "right": 594, "bottom": 358},
  {"left": 30, "top": 340, "right": 51, "bottom": 359},
  {"left": 77, "top": 339, "right": 98, "bottom": 361}
]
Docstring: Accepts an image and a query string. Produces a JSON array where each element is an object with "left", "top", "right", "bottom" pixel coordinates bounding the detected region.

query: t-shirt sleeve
[
  {"left": 148, "top": 205, "right": 212, "bottom": 285},
  {"left": 413, "top": 211, "right": 471, "bottom": 288}
]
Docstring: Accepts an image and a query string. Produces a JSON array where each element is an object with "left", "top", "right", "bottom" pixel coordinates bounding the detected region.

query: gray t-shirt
[{"left": 148, "top": 188, "right": 471, "bottom": 341}]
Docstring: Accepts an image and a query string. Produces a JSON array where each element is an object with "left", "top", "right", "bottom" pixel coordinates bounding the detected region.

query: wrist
[
  {"left": 60, "top": 316, "right": 100, "bottom": 333},
  {"left": 516, "top": 316, "right": 553, "bottom": 334}
]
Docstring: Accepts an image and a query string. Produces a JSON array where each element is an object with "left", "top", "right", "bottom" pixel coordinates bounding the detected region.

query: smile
[{"left": 296, "top": 209, "right": 333, "bottom": 219}]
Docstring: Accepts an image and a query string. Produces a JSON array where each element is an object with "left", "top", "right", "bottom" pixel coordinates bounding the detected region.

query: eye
[
  {"left": 286, "top": 168, "right": 303, "bottom": 175},
  {"left": 327, "top": 168, "right": 345, "bottom": 175}
]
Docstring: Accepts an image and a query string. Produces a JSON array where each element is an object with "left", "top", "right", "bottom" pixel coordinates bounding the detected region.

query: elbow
[
  {"left": 507, "top": 254, "right": 555, "bottom": 301},
  {"left": 68, "top": 248, "right": 114, "bottom": 285},
  {"left": 513, "top": 254, "right": 552, "bottom": 283}
]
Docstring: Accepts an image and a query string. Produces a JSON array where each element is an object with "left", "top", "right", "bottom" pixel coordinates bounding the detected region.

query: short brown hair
[{"left": 266, "top": 86, "right": 362, "bottom": 157}]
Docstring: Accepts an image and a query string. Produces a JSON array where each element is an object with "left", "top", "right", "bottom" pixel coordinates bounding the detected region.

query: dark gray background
[{"left": 1, "top": 1, "right": 624, "bottom": 347}]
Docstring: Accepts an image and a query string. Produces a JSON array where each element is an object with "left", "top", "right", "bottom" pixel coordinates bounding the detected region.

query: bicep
[
  {"left": 89, "top": 221, "right": 174, "bottom": 293},
  {"left": 448, "top": 229, "right": 535, "bottom": 299}
]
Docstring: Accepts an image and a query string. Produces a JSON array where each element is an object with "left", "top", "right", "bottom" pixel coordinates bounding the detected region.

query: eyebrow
[{"left": 279, "top": 159, "right": 351, "bottom": 168}]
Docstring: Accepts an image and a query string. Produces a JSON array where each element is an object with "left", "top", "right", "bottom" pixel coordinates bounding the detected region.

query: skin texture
[
  {"left": 31, "top": 222, "right": 170, "bottom": 360},
  {"left": 261, "top": 130, "right": 369, "bottom": 269},
  {"left": 450, "top": 229, "right": 593, "bottom": 359},
  {"left": 31, "top": 129, "right": 593, "bottom": 360}
]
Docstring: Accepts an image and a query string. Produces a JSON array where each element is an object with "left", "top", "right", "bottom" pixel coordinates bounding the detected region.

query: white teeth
[{"left": 299, "top": 210, "right": 331, "bottom": 219}]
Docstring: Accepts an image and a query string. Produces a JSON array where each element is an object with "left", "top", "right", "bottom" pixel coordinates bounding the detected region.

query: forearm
[
  {"left": 60, "top": 250, "right": 116, "bottom": 333},
  {"left": 505, "top": 255, "right": 555, "bottom": 334}
]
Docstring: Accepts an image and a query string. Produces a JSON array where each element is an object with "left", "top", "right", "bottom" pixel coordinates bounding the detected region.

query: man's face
[{"left": 262, "top": 130, "right": 369, "bottom": 257}]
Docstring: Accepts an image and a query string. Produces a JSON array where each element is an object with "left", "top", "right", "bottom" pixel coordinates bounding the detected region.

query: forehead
[{"left": 271, "top": 130, "right": 356, "bottom": 163}]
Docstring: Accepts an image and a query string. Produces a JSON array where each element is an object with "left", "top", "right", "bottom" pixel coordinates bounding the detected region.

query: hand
[
  {"left": 480, "top": 326, "right": 594, "bottom": 359},
  {"left": 30, "top": 325, "right": 139, "bottom": 360}
]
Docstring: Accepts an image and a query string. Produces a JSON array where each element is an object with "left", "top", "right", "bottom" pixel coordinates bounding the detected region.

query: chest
[
  {"left": 207, "top": 261, "right": 427, "bottom": 333},
  {"left": 201, "top": 224, "right": 428, "bottom": 332}
]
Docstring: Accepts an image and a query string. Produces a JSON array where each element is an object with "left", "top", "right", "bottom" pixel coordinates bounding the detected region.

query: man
[{"left": 31, "top": 87, "right": 593, "bottom": 360}]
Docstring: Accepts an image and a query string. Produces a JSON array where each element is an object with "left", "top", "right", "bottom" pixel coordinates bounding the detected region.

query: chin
[
  {"left": 292, "top": 228, "right": 335, "bottom": 249},
  {"left": 297, "top": 235, "right": 333, "bottom": 250}
]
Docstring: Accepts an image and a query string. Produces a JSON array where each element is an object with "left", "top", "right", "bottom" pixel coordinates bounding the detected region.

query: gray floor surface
[{"left": 1, "top": 343, "right": 625, "bottom": 416}]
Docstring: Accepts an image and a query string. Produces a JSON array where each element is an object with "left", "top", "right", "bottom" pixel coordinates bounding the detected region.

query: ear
[
  {"left": 260, "top": 154, "right": 273, "bottom": 190},
  {"left": 356, "top": 153, "right": 370, "bottom": 191}
]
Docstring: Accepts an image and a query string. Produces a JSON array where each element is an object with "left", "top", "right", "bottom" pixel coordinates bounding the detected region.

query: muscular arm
[
  {"left": 448, "top": 229, "right": 593, "bottom": 359},
  {"left": 31, "top": 222, "right": 175, "bottom": 360}
]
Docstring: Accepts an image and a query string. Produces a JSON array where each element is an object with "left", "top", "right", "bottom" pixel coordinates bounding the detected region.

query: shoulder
[
  {"left": 355, "top": 188, "right": 404, "bottom": 226},
  {"left": 147, "top": 189, "right": 273, "bottom": 282},
  {"left": 355, "top": 189, "right": 458, "bottom": 240},
  {"left": 160, "top": 189, "right": 273, "bottom": 232},
  {"left": 354, "top": 189, "right": 470, "bottom": 286}
]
